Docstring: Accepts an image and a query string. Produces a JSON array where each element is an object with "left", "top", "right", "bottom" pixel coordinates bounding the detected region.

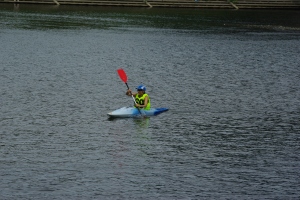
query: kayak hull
[{"left": 108, "top": 107, "right": 168, "bottom": 118}]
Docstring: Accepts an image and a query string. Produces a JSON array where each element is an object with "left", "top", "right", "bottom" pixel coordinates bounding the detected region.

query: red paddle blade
[{"left": 117, "top": 68, "right": 127, "bottom": 83}]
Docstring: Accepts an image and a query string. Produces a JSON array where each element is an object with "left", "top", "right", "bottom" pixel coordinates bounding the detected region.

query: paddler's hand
[
  {"left": 126, "top": 89, "right": 132, "bottom": 96},
  {"left": 135, "top": 103, "right": 141, "bottom": 108}
]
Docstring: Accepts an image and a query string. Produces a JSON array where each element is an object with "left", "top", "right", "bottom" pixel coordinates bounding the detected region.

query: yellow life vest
[{"left": 135, "top": 93, "right": 150, "bottom": 110}]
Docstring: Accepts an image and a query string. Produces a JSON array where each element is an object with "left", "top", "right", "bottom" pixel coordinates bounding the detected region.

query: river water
[{"left": 1, "top": 4, "right": 300, "bottom": 199}]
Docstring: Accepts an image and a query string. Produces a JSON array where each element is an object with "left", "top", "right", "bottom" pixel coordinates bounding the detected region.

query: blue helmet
[{"left": 136, "top": 84, "right": 146, "bottom": 91}]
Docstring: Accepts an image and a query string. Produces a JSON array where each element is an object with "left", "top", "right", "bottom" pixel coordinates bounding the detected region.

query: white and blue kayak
[{"left": 108, "top": 107, "right": 168, "bottom": 118}]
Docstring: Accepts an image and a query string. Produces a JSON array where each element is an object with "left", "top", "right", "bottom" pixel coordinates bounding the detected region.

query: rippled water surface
[{"left": 1, "top": 4, "right": 300, "bottom": 199}]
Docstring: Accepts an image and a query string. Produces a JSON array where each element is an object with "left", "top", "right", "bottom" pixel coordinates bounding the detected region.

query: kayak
[{"left": 108, "top": 107, "right": 168, "bottom": 118}]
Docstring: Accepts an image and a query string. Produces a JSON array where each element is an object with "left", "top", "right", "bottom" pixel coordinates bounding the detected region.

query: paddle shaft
[
  {"left": 125, "top": 83, "right": 138, "bottom": 104},
  {"left": 117, "top": 68, "right": 142, "bottom": 114},
  {"left": 125, "top": 81, "right": 142, "bottom": 114}
]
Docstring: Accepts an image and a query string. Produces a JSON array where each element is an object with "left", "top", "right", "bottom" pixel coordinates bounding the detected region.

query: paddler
[{"left": 126, "top": 84, "right": 151, "bottom": 110}]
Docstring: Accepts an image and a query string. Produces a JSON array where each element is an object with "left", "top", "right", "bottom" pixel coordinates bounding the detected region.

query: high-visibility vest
[{"left": 135, "top": 93, "right": 150, "bottom": 110}]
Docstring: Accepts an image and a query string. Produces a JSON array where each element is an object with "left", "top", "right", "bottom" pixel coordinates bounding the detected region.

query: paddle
[{"left": 117, "top": 68, "right": 142, "bottom": 115}]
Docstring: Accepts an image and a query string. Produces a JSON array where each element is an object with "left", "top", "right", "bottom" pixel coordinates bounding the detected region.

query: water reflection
[
  {"left": 133, "top": 117, "right": 150, "bottom": 129},
  {"left": 13, "top": 3, "right": 19, "bottom": 11},
  {"left": 1, "top": 4, "right": 300, "bottom": 31},
  {"left": 108, "top": 116, "right": 150, "bottom": 129},
  {"left": 107, "top": 117, "right": 151, "bottom": 177}
]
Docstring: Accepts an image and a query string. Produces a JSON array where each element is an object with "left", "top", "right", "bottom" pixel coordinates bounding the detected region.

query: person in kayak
[{"left": 126, "top": 84, "right": 151, "bottom": 110}]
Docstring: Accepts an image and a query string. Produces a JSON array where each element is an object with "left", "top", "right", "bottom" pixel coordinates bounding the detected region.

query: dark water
[{"left": 1, "top": 4, "right": 300, "bottom": 199}]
